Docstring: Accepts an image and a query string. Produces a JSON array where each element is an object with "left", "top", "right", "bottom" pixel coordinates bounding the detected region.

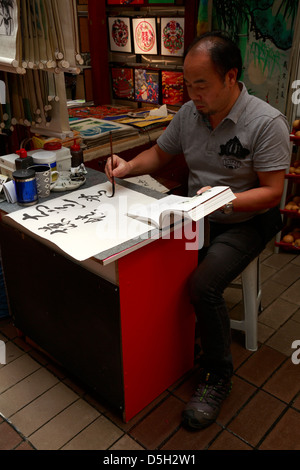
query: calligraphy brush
[{"left": 109, "top": 132, "right": 115, "bottom": 197}]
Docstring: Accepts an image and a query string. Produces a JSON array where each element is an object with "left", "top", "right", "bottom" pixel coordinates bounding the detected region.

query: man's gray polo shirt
[{"left": 157, "top": 83, "right": 290, "bottom": 223}]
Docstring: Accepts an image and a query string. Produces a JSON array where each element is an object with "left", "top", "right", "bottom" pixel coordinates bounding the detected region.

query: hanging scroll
[
  {"left": 108, "top": 17, "right": 132, "bottom": 53},
  {"left": 160, "top": 17, "right": 184, "bottom": 57},
  {"left": 132, "top": 18, "right": 157, "bottom": 55},
  {"left": 0, "top": 0, "right": 83, "bottom": 72},
  {"left": 0, "top": 0, "right": 22, "bottom": 71}
]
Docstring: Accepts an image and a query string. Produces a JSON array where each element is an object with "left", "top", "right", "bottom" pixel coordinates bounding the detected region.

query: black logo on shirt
[{"left": 219, "top": 137, "right": 250, "bottom": 160}]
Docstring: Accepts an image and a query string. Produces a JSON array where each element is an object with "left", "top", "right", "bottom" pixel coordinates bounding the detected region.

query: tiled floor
[{"left": 1, "top": 241, "right": 300, "bottom": 451}]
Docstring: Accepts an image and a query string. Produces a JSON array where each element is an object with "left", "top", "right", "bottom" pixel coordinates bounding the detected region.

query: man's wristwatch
[{"left": 221, "top": 202, "right": 234, "bottom": 214}]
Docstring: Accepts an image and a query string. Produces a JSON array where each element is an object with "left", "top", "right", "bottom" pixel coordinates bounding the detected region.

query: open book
[{"left": 127, "top": 186, "right": 235, "bottom": 229}]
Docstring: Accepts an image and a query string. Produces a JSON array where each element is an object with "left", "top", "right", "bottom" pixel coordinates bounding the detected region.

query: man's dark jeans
[{"left": 189, "top": 207, "right": 282, "bottom": 379}]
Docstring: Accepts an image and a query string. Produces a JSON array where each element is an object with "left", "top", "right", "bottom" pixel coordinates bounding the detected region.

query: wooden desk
[{"left": 0, "top": 170, "right": 199, "bottom": 422}]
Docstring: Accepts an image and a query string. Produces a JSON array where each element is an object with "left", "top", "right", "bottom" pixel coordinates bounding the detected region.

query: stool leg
[{"left": 241, "top": 257, "right": 259, "bottom": 351}]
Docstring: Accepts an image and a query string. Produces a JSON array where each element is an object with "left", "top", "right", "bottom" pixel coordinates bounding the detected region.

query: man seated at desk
[{"left": 105, "top": 31, "right": 290, "bottom": 430}]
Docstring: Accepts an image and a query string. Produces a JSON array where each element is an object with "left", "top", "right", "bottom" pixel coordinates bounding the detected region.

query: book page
[{"left": 127, "top": 187, "right": 232, "bottom": 227}]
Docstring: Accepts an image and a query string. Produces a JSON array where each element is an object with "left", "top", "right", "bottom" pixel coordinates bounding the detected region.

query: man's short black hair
[{"left": 184, "top": 31, "right": 243, "bottom": 81}]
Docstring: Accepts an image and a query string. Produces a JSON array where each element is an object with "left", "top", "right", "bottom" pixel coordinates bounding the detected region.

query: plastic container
[
  {"left": 15, "top": 148, "right": 34, "bottom": 170},
  {"left": 13, "top": 169, "right": 38, "bottom": 206},
  {"left": 31, "top": 150, "right": 58, "bottom": 181},
  {"left": 28, "top": 147, "right": 71, "bottom": 172}
]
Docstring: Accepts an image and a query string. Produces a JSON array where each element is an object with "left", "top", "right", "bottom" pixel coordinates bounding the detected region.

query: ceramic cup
[
  {"left": 29, "top": 165, "right": 59, "bottom": 198},
  {"left": 31, "top": 150, "right": 58, "bottom": 182}
]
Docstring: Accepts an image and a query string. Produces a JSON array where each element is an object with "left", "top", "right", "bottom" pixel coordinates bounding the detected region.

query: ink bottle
[
  {"left": 70, "top": 141, "right": 83, "bottom": 168},
  {"left": 15, "top": 148, "right": 34, "bottom": 170}
]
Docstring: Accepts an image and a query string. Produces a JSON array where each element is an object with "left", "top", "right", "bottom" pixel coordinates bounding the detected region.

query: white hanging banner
[{"left": 0, "top": 0, "right": 21, "bottom": 68}]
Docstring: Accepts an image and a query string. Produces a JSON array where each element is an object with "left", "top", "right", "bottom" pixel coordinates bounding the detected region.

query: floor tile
[
  {"left": 260, "top": 264, "right": 277, "bottom": 283},
  {"left": 129, "top": 395, "right": 185, "bottom": 450},
  {"left": 259, "top": 408, "right": 300, "bottom": 450},
  {"left": 263, "top": 359, "right": 300, "bottom": 403},
  {"left": 0, "top": 421, "right": 23, "bottom": 450},
  {"left": 62, "top": 415, "right": 123, "bottom": 450},
  {"left": 281, "top": 278, "right": 300, "bottom": 306},
  {"left": 208, "top": 429, "right": 252, "bottom": 450},
  {"left": 266, "top": 319, "right": 300, "bottom": 356},
  {"left": 15, "top": 440, "right": 35, "bottom": 450},
  {"left": 258, "top": 298, "right": 298, "bottom": 329},
  {"left": 28, "top": 399, "right": 100, "bottom": 450},
  {"left": 3, "top": 342, "right": 25, "bottom": 364},
  {"left": 11, "top": 382, "right": 80, "bottom": 437},
  {"left": 261, "top": 280, "right": 287, "bottom": 309},
  {"left": 257, "top": 322, "right": 275, "bottom": 344},
  {"left": 293, "top": 309, "right": 300, "bottom": 323},
  {"left": 1, "top": 248, "right": 300, "bottom": 451},
  {"left": 217, "top": 376, "right": 257, "bottom": 426},
  {"left": 0, "top": 368, "right": 59, "bottom": 418},
  {"left": 236, "top": 345, "right": 286, "bottom": 386},
  {"left": 0, "top": 354, "right": 41, "bottom": 394},
  {"left": 270, "top": 263, "right": 300, "bottom": 287},
  {"left": 110, "top": 434, "right": 144, "bottom": 450},
  {"left": 231, "top": 338, "right": 252, "bottom": 369},
  {"left": 262, "top": 252, "right": 296, "bottom": 269},
  {"left": 104, "top": 390, "right": 169, "bottom": 433},
  {"left": 161, "top": 423, "right": 222, "bottom": 450},
  {"left": 228, "top": 390, "right": 286, "bottom": 447},
  {"left": 292, "top": 394, "right": 300, "bottom": 410}
]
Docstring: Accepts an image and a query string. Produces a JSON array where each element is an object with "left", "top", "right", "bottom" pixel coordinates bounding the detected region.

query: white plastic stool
[{"left": 230, "top": 256, "right": 261, "bottom": 351}]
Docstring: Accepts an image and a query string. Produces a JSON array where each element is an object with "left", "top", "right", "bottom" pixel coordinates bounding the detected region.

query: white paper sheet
[{"left": 5, "top": 182, "right": 157, "bottom": 261}]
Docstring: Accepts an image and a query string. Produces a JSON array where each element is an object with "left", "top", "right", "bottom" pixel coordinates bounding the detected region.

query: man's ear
[{"left": 226, "top": 68, "right": 238, "bottom": 86}]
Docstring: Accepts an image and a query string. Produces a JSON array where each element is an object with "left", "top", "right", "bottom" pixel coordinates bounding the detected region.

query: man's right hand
[{"left": 104, "top": 154, "right": 131, "bottom": 182}]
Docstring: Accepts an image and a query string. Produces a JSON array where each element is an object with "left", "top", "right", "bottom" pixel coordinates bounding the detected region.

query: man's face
[{"left": 183, "top": 49, "right": 235, "bottom": 118}]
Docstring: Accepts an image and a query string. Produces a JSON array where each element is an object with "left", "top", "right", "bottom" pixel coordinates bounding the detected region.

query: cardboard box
[{"left": 0, "top": 154, "right": 17, "bottom": 178}]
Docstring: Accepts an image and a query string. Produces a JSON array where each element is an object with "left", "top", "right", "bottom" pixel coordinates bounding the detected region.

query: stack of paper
[{"left": 69, "top": 118, "right": 139, "bottom": 148}]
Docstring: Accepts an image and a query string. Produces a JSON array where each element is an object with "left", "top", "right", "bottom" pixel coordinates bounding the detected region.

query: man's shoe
[{"left": 182, "top": 371, "right": 232, "bottom": 430}]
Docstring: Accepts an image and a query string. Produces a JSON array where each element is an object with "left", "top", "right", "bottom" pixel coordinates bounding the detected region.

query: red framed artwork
[
  {"left": 108, "top": 17, "right": 132, "bottom": 53},
  {"left": 132, "top": 18, "right": 157, "bottom": 55},
  {"left": 161, "top": 71, "right": 183, "bottom": 106},
  {"left": 161, "top": 17, "right": 185, "bottom": 57},
  {"left": 111, "top": 67, "right": 134, "bottom": 100}
]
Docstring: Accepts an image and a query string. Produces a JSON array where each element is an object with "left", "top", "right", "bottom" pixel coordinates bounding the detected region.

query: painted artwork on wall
[
  {"left": 160, "top": 17, "right": 185, "bottom": 57},
  {"left": 107, "top": 1, "right": 144, "bottom": 5},
  {"left": 134, "top": 68, "right": 160, "bottom": 104},
  {"left": 212, "top": 0, "right": 299, "bottom": 114},
  {"left": 162, "top": 71, "right": 183, "bottom": 106},
  {"left": 108, "top": 17, "right": 132, "bottom": 53},
  {"left": 111, "top": 67, "right": 134, "bottom": 100},
  {"left": 132, "top": 18, "right": 157, "bottom": 55}
]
